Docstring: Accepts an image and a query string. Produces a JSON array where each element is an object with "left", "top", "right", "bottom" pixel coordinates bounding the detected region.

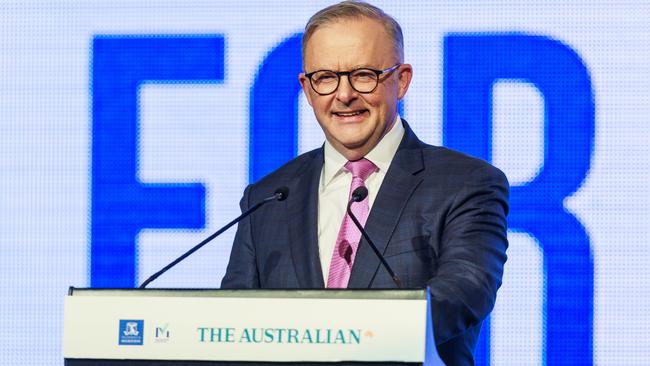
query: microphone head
[
  {"left": 274, "top": 186, "right": 290, "bottom": 201},
  {"left": 351, "top": 186, "right": 368, "bottom": 202}
]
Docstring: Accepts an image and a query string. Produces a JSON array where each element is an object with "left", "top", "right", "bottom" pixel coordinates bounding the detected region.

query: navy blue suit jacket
[{"left": 222, "top": 121, "right": 509, "bottom": 365}]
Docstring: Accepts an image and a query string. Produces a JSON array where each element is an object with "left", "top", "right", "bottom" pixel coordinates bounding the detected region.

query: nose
[{"left": 335, "top": 74, "right": 358, "bottom": 104}]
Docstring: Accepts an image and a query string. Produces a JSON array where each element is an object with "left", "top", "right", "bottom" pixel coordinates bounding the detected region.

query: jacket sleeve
[
  {"left": 427, "top": 163, "right": 509, "bottom": 344},
  {"left": 220, "top": 184, "right": 261, "bottom": 289}
]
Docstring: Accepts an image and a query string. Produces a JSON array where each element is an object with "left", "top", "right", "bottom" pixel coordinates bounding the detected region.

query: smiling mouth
[{"left": 333, "top": 109, "right": 368, "bottom": 117}]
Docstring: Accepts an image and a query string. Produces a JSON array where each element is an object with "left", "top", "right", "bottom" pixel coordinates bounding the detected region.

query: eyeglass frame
[{"left": 304, "top": 63, "right": 402, "bottom": 96}]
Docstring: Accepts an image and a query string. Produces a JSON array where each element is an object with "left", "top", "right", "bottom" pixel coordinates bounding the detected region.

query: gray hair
[{"left": 302, "top": 1, "right": 404, "bottom": 66}]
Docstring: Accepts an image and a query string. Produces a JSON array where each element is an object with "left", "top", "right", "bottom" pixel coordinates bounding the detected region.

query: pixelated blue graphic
[
  {"left": 249, "top": 33, "right": 304, "bottom": 182},
  {"left": 91, "top": 36, "right": 225, "bottom": 287},
  {"left": 91, "top": 32, "right": 594, "bottom": 364},
  {"left": 445, "top": 34, "right": 594, "bottom": 365}
]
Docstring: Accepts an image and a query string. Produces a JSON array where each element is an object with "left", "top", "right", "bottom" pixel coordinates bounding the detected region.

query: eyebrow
[{"left": 309, "top": 64, "right": 377, "bottom": 71}]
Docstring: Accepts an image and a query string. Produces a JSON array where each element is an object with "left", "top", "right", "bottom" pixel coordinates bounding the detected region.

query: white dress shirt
[{"left": 317, "top": 115, "right": 405, "bottom": 283}]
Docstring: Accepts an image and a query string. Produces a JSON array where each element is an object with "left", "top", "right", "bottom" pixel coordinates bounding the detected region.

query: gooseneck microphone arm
[
  {"left": 347, "top": 187, "right": 403, "bottom": 288},
  {"left": 139, "top": 187, "right": 289, "bottom": 288}
]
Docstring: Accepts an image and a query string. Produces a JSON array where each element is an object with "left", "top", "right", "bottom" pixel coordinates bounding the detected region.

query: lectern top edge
[{"left": 68, "top": 286, "right": 427, "bottom": 300}]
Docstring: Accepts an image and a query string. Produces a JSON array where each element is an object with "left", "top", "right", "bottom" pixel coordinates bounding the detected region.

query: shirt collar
[{"left": 322, "top": 115, "right": 405, "bottom": 187}]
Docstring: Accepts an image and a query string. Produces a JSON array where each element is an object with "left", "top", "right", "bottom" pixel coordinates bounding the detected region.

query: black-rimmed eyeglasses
[{"left": 304, "top": 64, "right": 401, "bottom": 95}]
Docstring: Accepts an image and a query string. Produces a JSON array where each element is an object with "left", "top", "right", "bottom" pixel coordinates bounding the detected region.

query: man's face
[{"left": 299, "top": 17, "right": 412, "bottom": 160}]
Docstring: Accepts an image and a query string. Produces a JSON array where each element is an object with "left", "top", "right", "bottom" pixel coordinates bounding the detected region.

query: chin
[{"left": 340, "top": 135, "right": 376, "bottom": 151}]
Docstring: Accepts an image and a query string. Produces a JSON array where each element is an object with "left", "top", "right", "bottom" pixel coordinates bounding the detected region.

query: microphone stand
[
  {"left": 347, "top": 187, "right": 403, "bottom": 288},
  {"left": 139, "top": 187, "right": 289, "bottom": 288}
]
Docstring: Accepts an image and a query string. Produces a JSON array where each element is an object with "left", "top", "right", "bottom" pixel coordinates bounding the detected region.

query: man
[{"left": 222, "top": 1, "right": 509, "bottom": 364}]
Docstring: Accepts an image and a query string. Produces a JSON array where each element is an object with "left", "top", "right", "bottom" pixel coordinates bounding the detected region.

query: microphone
[
  {"left": 139, "top": 186, "right": 289, "bottom": 288},
  {"left": 347, "top": 186, "right": 403, "bottom": 288}
]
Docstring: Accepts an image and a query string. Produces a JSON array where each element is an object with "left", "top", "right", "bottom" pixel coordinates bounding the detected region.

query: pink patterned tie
[{"left": 327, "top": 158, "right": 378, "bottom": 288}]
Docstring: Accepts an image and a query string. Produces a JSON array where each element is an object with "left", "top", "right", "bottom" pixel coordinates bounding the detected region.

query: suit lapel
[
  {"left": 348, "top": 122, "right": 425, "bottom": 288},
  {"left": 287, "top": 150, "right": 325, "bottom": 288}
]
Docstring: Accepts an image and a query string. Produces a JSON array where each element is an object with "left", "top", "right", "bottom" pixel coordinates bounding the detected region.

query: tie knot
[{"left": 345, "top": 158, "right": 377, "bottom": 181}]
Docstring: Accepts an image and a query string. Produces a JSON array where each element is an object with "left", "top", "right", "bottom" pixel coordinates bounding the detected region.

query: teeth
[{"left": 336, "top": 111, "right": 363, "bottom": 116}]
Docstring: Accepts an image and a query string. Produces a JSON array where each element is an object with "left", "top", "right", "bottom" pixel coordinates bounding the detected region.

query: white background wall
[{"left": 1, "top": 1, "right": 649, "bottom": 364}]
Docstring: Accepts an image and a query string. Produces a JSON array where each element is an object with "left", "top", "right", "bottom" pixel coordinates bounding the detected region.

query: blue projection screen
[{"left": 1, "top": 1, "right": 649, "bottom": 365}]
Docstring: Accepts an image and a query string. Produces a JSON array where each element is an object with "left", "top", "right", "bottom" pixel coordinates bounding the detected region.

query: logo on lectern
[
  {"left": 196, "top": 327, "right": 365, "bottom": 345},
  {"left": 155, "top": 324, "right": 171, "bottom": 343},
  {"left": 119, "top": 319, "right": 144, "bottom": 345}
]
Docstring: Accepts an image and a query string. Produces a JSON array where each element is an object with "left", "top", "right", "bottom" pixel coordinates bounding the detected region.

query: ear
[
  {"left": 396, "top": 64, "right": 413, "bottom": 100},
  {"left": 299, "top": 73, "right": 315, "bottom": 107}
]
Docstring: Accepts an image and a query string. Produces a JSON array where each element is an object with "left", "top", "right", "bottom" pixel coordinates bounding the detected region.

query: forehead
[{"left": 303, "top": 17, "right": 395, "bottom": 71}]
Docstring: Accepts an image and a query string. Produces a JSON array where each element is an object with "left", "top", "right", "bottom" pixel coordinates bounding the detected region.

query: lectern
[{"left": 64, "top": 288, "right": 444, "bottom": 365}]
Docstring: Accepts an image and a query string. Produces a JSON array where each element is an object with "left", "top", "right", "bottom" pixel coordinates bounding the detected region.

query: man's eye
[
  {"left": 315, "top": 73, "right": 337, "bottom": 83},
  {"left": 352, "top": 70, "right": 375, "bottom": 81}
]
